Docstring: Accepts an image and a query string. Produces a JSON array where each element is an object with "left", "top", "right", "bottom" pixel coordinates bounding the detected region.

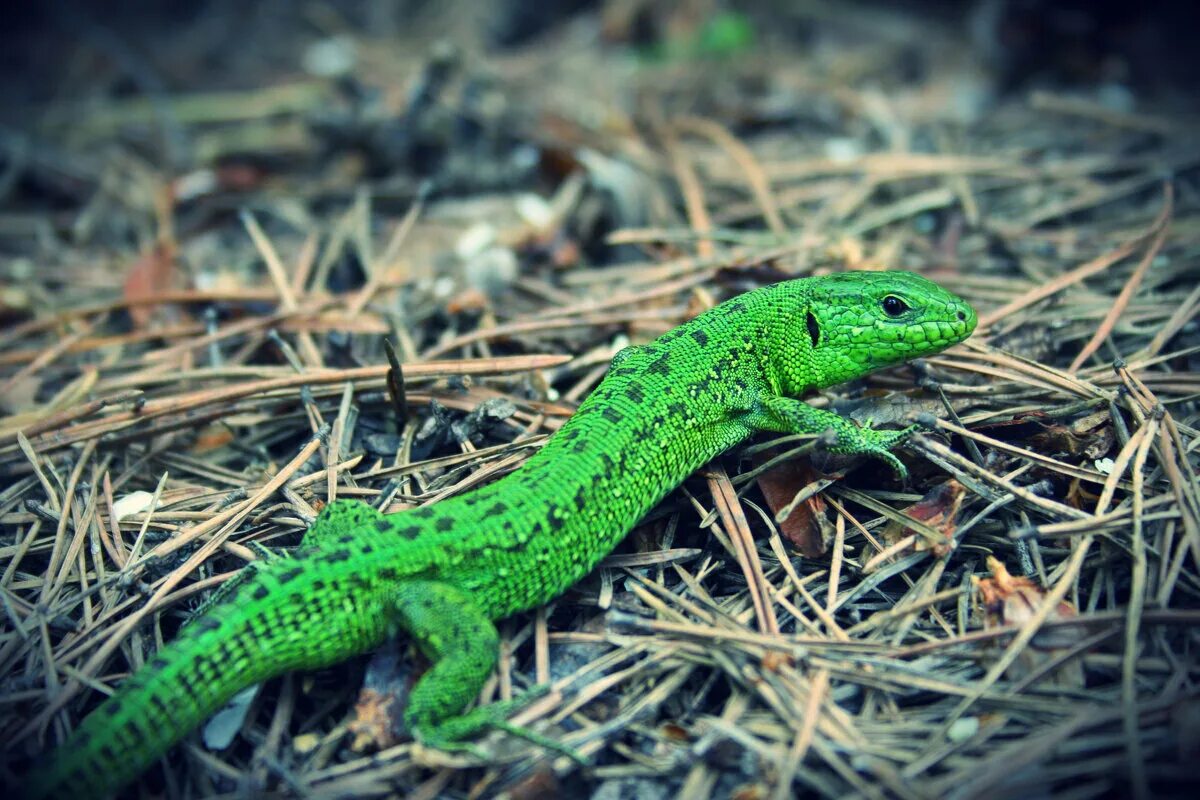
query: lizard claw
[
  {"left": 414, "top": 684, "right": 587, "bottom": 766},
  {"left": 831, "top": 422, "right": 916, "bottom": 481}
]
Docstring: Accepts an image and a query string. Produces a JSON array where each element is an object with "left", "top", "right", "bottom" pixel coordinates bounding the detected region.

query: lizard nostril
[{"left": 956, "top": 310, "right": 966, "bottom": 322}]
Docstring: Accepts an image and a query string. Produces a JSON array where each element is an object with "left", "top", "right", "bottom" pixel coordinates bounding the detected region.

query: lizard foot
[
  {"left": 417, "top": 685, "right": 588, "bottom": 766},
  {"left": 831, "top": 422, "right": 921, "bottom": 481}
]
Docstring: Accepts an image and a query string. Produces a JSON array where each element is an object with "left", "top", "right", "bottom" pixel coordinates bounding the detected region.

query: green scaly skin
[{"left": 25, "top": 271, "right": 976, "bottom": 798}]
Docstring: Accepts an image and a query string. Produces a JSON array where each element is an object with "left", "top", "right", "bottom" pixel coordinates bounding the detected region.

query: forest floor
[{"left": 1, "top": 2, "right": 1198, "bottom": 798}]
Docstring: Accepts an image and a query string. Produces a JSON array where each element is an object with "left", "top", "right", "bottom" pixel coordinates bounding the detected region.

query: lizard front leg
[{"left": 748, "top": 395, "right": 920, "bottom": 479}]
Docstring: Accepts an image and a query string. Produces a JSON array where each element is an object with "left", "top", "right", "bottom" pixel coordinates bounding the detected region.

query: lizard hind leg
[
  {"left": 394, "top": 580, "right": 582, "bottom": 762},
  {"left": 301, "top": 498, "right": 385, "bottom": 549}
]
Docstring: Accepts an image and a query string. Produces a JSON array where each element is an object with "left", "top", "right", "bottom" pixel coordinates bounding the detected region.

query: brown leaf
[
  {"left": 123, "top": 241, "right": 178, "bottom": 329},
  {"left": 1065, "top": 477, "right": 1101, "bottom": 510},
  {"left": 884, "top": 479, "right": 965, "bottom": 557},
  {"left": 446, "top": 287, "right": 489, "bottom": 314},
  {"left": 980, "top": 410, "right": 1113, "bottom": 461},
  {"left": 731, "top": 783, "right": 769, "bottom": 800},
  {"left": 660, "top": 722, "right": 691, "bottom": 742},
  {"left": 190, "top": 424, "right": 235, "bottom": 453},
  {"left": 214, "top": 162, "right": 268, "bottom": 192},
  {"left": 348, "top": 687, "right": 399, "bottom": 751},
  {"left": 975, "top": 557, "right": 1077, "bottom": 637},
  {"left": 973, "top": 556, "right": 1085, "bottom": 686},
  {"left": 1029, "top": 423, "right": 1098, "bottom": 458},
  {"left": 762, "top": 649, "right": 795, "bottom": 672},
  {"left": 550, "top": 237, "right": 581, "bottom": 269},
  {"left": 349, "top": 643, "right": 411, "bottom": 751},
  {"left": 1071, "top": 409, "right": 1116, "bottom": 459},
  {"left": 755, "top": 456, "right": 831, "bottom": 557}
]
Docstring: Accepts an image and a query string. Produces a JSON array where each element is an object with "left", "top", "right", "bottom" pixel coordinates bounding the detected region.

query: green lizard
[{"left": 25, "top": 270, "right": 976, "bottom": 798}]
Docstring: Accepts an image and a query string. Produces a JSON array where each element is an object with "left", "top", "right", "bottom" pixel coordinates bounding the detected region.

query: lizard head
[{"left": 776, "top": 270, "right": 977, "bottom": 391}]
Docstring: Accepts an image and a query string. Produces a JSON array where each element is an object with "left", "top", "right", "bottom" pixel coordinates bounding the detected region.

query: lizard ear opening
[{"left": 805, "top": 311, "right": 821, "bottom": 348}]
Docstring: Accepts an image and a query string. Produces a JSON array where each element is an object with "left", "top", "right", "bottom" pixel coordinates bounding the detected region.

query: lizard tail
[{"left": 24, "top": 560, "right": 396, "bottom": 799}]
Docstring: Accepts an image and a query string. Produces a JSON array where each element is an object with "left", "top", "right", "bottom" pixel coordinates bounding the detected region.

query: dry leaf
[
  {"left": 979, "top": 410, "right": 1114, "bottom": 461},
  {"left": 124, "top": 241, "right": 178, "bottom": 329},
  {"left": 191, "top": 425, "right": 236, "bottom": 453},
  {"left": 973, "top": 556, "right": 1085, "bottom": 686},
  {"left": 348, "top": 687, "right": 399, "bottom": 751},
  {"left": 755, "top": 457, "right": 831, "bottom": 557},
  {"left": 884, "top": 479, "right": 965, "bottom": 557},
  {"left": 348, "top": 641, "right": 414, "bottom": 751}
]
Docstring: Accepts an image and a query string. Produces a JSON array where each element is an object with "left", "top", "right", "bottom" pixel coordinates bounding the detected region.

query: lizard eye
[{"left": 881, "top": 295, "right": 909, "bottom": 317}]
